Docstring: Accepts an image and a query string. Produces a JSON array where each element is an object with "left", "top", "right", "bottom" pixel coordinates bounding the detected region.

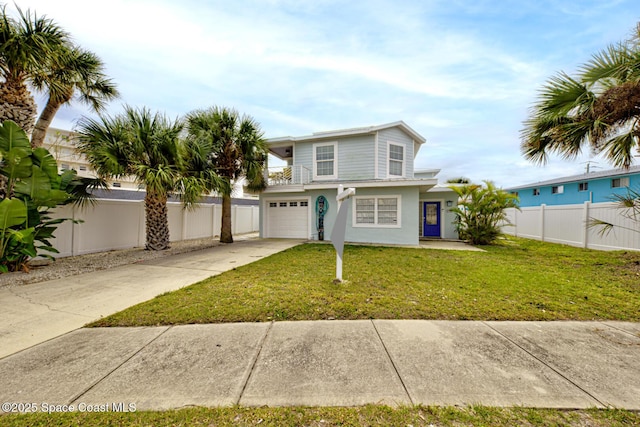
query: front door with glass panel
[{"left": 423, "top": 202, "right": 441, "bottom": 237}]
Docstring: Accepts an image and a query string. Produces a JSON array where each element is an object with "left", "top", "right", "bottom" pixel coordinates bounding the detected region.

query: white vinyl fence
[
  {"left": 49, "top": 199, "right": 259, "bottom": 258},
  {"left": 503, "top": 202, "right": 640, "bottom": 251}
]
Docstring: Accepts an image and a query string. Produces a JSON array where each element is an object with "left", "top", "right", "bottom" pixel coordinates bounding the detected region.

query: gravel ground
[{"left": 0, "top": 234, "right": 258, "bottom": 288}]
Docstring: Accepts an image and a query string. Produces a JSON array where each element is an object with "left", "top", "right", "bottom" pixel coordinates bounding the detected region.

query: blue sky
[{"left": 12, "top": 0, "right": 640, "bottom": 186}]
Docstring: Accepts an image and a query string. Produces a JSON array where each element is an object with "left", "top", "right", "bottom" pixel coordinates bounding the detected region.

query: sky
[{"left": 10, "top": 0, "right": 640, "bottom": 187}]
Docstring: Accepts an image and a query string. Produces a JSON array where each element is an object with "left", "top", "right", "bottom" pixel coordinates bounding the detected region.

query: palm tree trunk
[
  {"left": 145, "top": 192, "right": 170, "bottom": 250},
  {"left": 220, "top": 193, "right": 233, "bottom": 243},
  {"left": 0, "top": 77, "right": 37, "bottom": 134},
  {"left": 32, "top": 95, "right": 66, "bottom": 148}
]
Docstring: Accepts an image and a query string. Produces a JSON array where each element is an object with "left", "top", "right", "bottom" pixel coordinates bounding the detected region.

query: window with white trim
[
  {"left": 578, "top": 182, "right": 588, "bottom": 192},
  {"left": 388, "top": 143, "right": 404, "bottom": 177},
  {"left": 533, "top": 188, "right": 540, "bottom": 196},
  {"left": 313, "top": 142, "right": 337, "bottom": 180},
  {"left": 611, "top": 177, "right": 629, "bottom": 188},
  {"left": 354, "top": 195, "right": 401, "bottom": 227},
  {"left": 551, "top": 185, "right": 564, "bottom": 194}
]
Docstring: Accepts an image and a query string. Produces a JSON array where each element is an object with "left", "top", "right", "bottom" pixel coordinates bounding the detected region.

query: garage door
[{"left": 266, "top": 200, "right": 309, "bottom": 238}]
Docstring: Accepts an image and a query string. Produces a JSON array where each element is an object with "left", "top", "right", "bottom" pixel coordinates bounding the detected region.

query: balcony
[{"left": 266, "top": 165, "right": 311, "bottom": 186}]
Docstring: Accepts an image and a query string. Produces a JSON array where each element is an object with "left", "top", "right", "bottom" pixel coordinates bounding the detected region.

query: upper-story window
[
  {"left": 388, "top": 142, "right": 404, "bottom": 177},
  {"left": 313, "top": 142, "right": 337, "bottom": 180},
  {"left": 551, "top": 185, "right": 564, "bottom": 194},
  {"left": 611, "top": 177, "right": 629, "bottom": 188},
  {"left": 578, "top": 182, "right": 588, "bottom": 192},
  {"left": 533, "top": 188, "right": 540, "bottom": 196}
]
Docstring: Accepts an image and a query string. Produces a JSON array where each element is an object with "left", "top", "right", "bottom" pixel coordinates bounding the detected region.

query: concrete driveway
[{"left": 0, "top": 238, "right": 303, "bottom": 359}]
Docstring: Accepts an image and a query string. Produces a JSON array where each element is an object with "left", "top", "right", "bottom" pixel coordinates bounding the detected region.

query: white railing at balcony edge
[{"left": 266, "top": 165, "right": 311, "bottom": 186}]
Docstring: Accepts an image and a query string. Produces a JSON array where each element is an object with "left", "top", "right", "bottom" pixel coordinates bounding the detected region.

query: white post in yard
[
  {"left": 336, "top": 185, "right": 343, "bottom": 281},
  {"left": 331, "top": 184, "right": 356, "bottom": 283}
]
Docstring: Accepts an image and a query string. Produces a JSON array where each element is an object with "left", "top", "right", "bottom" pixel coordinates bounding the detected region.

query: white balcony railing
[{"left": 266, "top": 165, "right": 311, "bottom": 186}]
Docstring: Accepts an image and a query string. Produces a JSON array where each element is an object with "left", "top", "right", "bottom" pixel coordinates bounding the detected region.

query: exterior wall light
[{"left": 446, "top": 200, "right": 453, "bottom": 207}]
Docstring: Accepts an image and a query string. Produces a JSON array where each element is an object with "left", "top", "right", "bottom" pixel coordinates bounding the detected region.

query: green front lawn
[
  {"left": 90, "top": 237, "right": 640, "bottom": 326},
  {"left": 2, "top": 405, "right": 638, "bottom": 427}
]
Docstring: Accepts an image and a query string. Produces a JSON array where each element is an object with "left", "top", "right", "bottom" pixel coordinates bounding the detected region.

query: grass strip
[{"left": 2, "top": 405, "right": 639, "bottom": 427}]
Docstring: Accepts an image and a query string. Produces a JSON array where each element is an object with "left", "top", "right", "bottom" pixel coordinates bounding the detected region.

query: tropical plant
[
  {"left": 0, "top": 120, "right": 94, "bottom": 272},
  {"left": 75, "top": 106, "right": 206, "bottom": 250},
  {"left": 450, "top": 181, "right": 519, "bottom": 245},
  {"left": 30, "top": 45, "right": 119, "bottom": 147},
  {"left": 521, "top": 23, "right": 640, "bottom": 168},
  {"left": 0, "top": 5, "right": 69, "bottom": 134},
  {"left": 185, "top": 107, "right": 267, "bottom": 243},
  {"left": 589, "top": 186, "right": 640, "bottom": 236}
]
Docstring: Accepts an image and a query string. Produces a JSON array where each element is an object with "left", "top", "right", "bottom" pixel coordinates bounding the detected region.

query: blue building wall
[{"left": 513, "top": 173, "right": 640, "bottom": 207}]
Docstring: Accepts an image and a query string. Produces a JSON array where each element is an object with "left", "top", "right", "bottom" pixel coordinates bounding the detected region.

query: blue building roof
[{"left": 506, "top": 165, "right": 640, "bottom": 207}]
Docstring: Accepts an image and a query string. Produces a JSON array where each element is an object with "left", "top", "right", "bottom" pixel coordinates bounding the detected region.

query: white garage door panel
[{"left": 267, "top": 200, "right": 308, "bottom": 238}]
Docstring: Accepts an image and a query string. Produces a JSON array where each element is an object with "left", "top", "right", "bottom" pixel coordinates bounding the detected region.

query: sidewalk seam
[
  {"left": 236, "top": 321, "right": 274, "bottom": 405},
  {"left": 481, "top": 321, "right": 606, "bottom": 408},
  {"left": 371, "top": 320, "right": 414, "bottom": 406},
  {"left": 599, "top": 321, "right": 640, "bottom": 339},
  {"left": 67, "top": 326, "right": 173, "bottom": 405}
]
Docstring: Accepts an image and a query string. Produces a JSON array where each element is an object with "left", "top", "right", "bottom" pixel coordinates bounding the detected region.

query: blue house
[
  {"left": 506, "top": 165, "right": 640, "bottom": 207},
  {"left": 259, "top": 122, "right": 459, "bottom": 245}
]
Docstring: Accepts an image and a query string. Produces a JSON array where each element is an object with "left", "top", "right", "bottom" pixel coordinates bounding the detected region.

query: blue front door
[{"left": 423, "top": 202, "right": 441, "bottom": 237}]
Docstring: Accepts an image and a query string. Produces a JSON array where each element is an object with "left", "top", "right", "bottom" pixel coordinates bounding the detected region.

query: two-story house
[
  {"left": 506, "top": 165, "right": 640, "bottom": 207},
  {"left": 259, "top": 121, "right": 459, "bottom": 245}
]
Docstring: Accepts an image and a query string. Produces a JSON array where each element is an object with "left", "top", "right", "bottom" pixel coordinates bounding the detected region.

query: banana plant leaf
[
  {"left": 0, "top": 198, "right": 27, "bottom": 230},
  {"left": 32, "top": 147, "right": 59, "bottom": 183},
  {"left": 0, "top": 121, "right": 30, "bottom": 152},
  {"left": 2, "top": 146, "right": 33, "bottom": 179}
]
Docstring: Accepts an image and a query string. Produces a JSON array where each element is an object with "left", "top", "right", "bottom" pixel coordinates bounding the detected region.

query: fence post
[
  {"left": 540, "top": 204, "right": 546, "bottom": 242},
  {"left": 138, "top": 200, "right": 145, "bottom": 247},
  {"left": 583, "top": 201, "right": 590, "bottom": 249},
  {"left": 181, "top": 205, "right": 188, "bottom": 241},
  {"left": 232, "top": 205, "right": 237, "bottom": 234},
  {"left": 211, "top": 203, "right": 216, "bottom": 239}
]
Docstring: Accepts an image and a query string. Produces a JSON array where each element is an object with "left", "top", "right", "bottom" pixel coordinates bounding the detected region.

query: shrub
[
  {"left": 0, "top": 120, "right": 92, "bottom": 272},
  {"left": 450, "top": 180, "right": 519, "bottom": 245}
]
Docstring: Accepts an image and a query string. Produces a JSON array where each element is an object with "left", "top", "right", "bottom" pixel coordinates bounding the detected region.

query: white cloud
[{"left": 9, "top": 0, "right": 640, "bottom": 187}]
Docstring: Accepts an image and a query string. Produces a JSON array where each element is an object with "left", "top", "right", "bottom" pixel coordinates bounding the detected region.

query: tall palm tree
[
  {"left": 76, "top": 106, "right": 203, "bottom": 250},
  {"left": 521, "top": 23, "right": 640, "bottom": 168},
  {"left": 0, "top": 5, "right": 69, "bottom": 134},
  {"left": 185, "top": 107, "right": 267, "bottom": 243},
  {"left": 30, "top": 45, "right": 119, "bottom": 148}
]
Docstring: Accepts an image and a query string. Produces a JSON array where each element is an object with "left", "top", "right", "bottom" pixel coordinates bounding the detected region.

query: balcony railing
[{"left": 266, "top": 165, "right": 311, "bottom": 186}]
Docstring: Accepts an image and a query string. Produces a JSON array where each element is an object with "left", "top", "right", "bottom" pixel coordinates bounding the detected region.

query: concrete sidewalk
[
  {"left": 0, "top": 320, "right": 638, "bottom": 411},
  {"left": 0, "top": 237, "right": 303, "bottom": 359}
]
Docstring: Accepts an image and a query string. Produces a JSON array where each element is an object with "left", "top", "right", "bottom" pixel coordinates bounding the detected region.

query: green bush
[
  {"left": 450, "top": 181, "right": 519, "bottom": 245},
  {"left": 0, "top": 121, "right": 91, "bottom": 272}
]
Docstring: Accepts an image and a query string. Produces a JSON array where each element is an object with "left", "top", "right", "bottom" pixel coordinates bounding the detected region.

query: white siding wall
[
  {"left": 503, "top": 202, "right": 640, "bottom": 251},
  {"left": 48, "top": 200, "right": 259, "bottom": 258}
]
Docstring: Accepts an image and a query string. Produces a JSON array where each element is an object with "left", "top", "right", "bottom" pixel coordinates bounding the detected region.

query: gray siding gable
[{"left": 377, "top": 127, "right": 415, "bottom": 178}]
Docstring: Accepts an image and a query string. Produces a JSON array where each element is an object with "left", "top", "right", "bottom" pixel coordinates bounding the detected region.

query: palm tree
[
  {"left": 30, "top": 45, "right": 119, "bottom": 148},
  {"left": 75, "top": 106, "right": 204, "bottom": 250},
  {"left": 0, "top": 5, "right": 69, "bottom": 134},
  {"left": 185, "top": 107, "right": 267, "bottom": 243},
  {"left": 521, "top": 23, "right": 640, "bottom": 168}
]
